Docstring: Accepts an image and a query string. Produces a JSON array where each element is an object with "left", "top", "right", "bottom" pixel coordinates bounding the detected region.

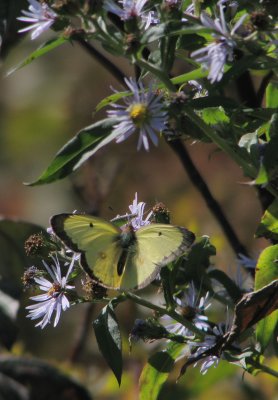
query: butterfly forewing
[
  {"left": 51, "top": 214, "right": 124, "bottom": 283},
  {"left": 118, "top": 224, "right": 195, "bottom": 290}
]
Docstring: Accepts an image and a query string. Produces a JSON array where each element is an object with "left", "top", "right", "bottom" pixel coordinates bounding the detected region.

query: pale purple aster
[
  {"left": 104, "top": 0, "right": 156, "bottom": 29},
  {"left": 26, "top": 255, "right": 75, "bottom": 329},
  {"left": 107, "top": 78, "right": 168, "bottom": 151},
  {"left": 237, "top": 253, "right": 257, "bottom": 270},
  {"left": 162, "top": 283, "right": 211, "bottom": 337},
  {"left": 191, "top": 5, "right": 246, "bottom": 83},
  {"left": 127, "top": 192, "right": 153, "bottom": 230},
  {"left": 17, "top": 0, "right": 57, "bottom": 40},
  {"left": 182, "top": 2, "right": 195, "bottom": 22},
  {"left": 189, "top": 313, "right": 231, "bottom": 374}
]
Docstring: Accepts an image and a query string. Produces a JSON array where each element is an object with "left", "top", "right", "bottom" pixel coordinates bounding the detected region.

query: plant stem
[
  {"left": 124, "top": 291, "right": 205, "bottom": 338},
  {"left": 168, "top": 139, "right": 250, "bottom": 258},
  {"left": 248, "top": 359, "right": 278, "bottom": 378}
]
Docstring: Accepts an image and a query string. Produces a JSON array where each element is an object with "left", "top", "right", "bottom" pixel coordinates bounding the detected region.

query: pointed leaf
[
  {"left": 266, "top": 82, "right": 278, "bottom": 108},
  {"left": 201, "top": 107, "right": 230, "bottom": 125},
  {"left": 6, "top": 36, "right": 68, "bottom": 76},
  {"left": 139, "top": 342, "right": 184, "bottom": 400},
  {"left": 28, "top": 118, "right": 117, "bottom": 186},
  {"left": 256, "top": 199, "right": 278, "bottom": 240},
  {"left": 255, "top": 245, "right": 278, "bottom": 291},
  {"left": 254, "top": 245, "right": 278, "bottom": 350},
  {"left": 93, "top": 302, "right": 122, "bottom": 385},
  {"left": 256, "top": 310, "right": 278, "bottom": 352}
]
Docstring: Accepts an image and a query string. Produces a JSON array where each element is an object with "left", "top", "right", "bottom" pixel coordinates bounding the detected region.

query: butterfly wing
[
  {"left": 119, "top": 224, "right": 195, "bottom": 290},
  {"left": 51, "top": 215, "right": 195, "bottom": 291},
  {"left": 51, "top": 214, "right": 126, "bottom": 287}
]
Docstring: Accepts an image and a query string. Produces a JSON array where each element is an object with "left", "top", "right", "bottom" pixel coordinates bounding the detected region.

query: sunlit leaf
[
  {"left": 255, "top": 245, "right": 278, "bottom": 290},
  {"left": 93, "top": 302, "right": 122, "bottom": 385},
  {"left": 256, "top": 310, "right": 278, "bottom": 352},
  {"left": 201, "top": 107, "right": 230, "bottom": 125},
  {"left": 139, "top": 342, "right": 184, "bottom": 400},
  {"left": 256, "top": 199, "right": 278, "bottom": 240},
  {"left": 28, "top": 118, "right": 117, "bottom": 186},
  {"left": 171, "top": 68, "right": 208, "bottom": 85},
  {"left": 95, "top": 92, "right": 129, "bottom": 113},
  {"left": 266, "top": 82, "right": 278, "bottom": 108},
  {"left": 6, "top": 36, "right": 68, "bottom": 76}
]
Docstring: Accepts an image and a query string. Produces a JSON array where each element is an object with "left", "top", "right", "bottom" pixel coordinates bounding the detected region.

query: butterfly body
[{"left": 51, "top": 214, "right": 195, "bottom": 291}]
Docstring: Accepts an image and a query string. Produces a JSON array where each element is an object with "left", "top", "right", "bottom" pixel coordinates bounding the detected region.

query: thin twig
[
  {"left": 168, "top": 139, "right": 250, "bottom": 258},
  {"left": 74, "top": 36, "right": 127, "bottom": 87}
]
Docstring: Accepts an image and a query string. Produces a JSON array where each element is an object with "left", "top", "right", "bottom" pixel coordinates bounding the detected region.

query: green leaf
[
  {"left": 93, "top": 302, "right": 122, "bottom": 385},
  {"left": 254, "top": 245, "right": 278, "bottom": 351},
  {"left": 256, "top": 199, "right": 278, "bottom": 240},
  {"left": 255, "top": 245, "right": 278, "bottom": 290},
  {"left": 139, "top": 342, "right": 184, "bottom": 400},
  {"left": 266, "top": 82, "right": 278, "bottom": 108},
  {"left": 255, "top": 114, "right": 278, "bottom": 185},
  {"left": 201, "top": 107, "right": 230, "bottom": 125},
  {"left": 141, "top": 23, "right": 208, "bottom": 44},
  {"left": 28, "top": 118, "right": 117, "bottom": 185},
  {"left": 95, "top": 91, "right": 130, "bottom": 113},
  {"left": 171, "top": 68, "right": 208, "bottom": 85},
  {"left": 256, "top": 310, "right": 278, "bottom": 352},
  {"left": 6, "top": 36, "right": 68, "bottom": 76}
]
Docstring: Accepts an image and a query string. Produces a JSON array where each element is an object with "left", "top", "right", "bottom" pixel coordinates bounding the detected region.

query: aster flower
[
  {"left": 104, "top": 0, "right": 157, "bottom": 29},
  {"left": 191, "top": 5, "right": 246, "bottom": 83},
  {"left": 17, "top": 0, "right": 57, "bottom": 40},
  {"left": 162, "top": 283, "right": 211, "bottom": 337},
  {"left": 189, "top": 313, "right": 232, "bottom": 374},
  {"left": 128, "top": 192, "right": 153, "bottom": 230},
  {"left": 107, "top": 78, "right": 168, "bottom": 151},
  {"left": 26, "top": 255, "right": 75, "bottom": 329},
  {"left": 237, "top": 253, "right": 257, "bottom": 270}
]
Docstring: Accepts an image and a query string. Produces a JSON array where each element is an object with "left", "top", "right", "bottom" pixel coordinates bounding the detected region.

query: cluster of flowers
[
  {"left": 24, "top": 192, "right": 255, "bottom": 374},
  {"left": 15, "top": 0, "right": 256, "bottom": 152}
]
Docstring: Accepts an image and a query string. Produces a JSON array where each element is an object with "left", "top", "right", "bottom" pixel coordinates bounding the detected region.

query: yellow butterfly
[{"left": 51, "top": 214, "right": 195, "bottom": 291}]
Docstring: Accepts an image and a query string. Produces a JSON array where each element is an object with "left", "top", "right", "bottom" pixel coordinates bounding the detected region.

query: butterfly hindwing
[{"left": 119, "top": 224, "right": 195, "bottom": 290}]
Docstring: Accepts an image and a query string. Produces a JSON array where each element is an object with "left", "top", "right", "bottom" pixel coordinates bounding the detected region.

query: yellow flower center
[
  {"left": 48, "top": 282, "right": 61, "bottom": 297},
  {"left": 129, "top": 103, "right": 149, "bottom": 126}
]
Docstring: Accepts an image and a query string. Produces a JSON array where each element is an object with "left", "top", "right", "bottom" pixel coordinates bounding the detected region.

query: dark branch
[{"left": 168, "top": 139, "right": 249, "bottom": 258}]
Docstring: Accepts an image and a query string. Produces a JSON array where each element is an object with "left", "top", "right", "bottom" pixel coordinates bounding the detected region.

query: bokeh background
[{"left": 0, "top": 11, "right": 277, "bottom": 400}]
